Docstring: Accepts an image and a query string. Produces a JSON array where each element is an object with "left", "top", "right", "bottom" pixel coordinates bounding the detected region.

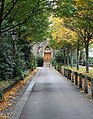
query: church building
[{"left": 32, "top": 40, "right": 54, "bottom": 66}]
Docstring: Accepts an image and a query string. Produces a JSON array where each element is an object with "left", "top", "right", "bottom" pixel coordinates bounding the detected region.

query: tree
[
  {"left": 50, "top": 17, "right": 77, "bottom": 66},
  {"left": 0, "top": 0, "right": 51, "bottom": 80},
  {"left": 0, "top": 0, "right": 49, "bottom": 34},
  {"left": 54, "top": 50, "right": 64, "bottom": 65},
  {"left": 75, "top": 0, "right": 93, "bottom": 72},
  {"left": 55, "top": 0, "right": 93, "bottom": 72},
  {"left": 23, "top": 11, "right": 50, "bottom": 44},
  {"left": 36, "top": 55, "right": 43, "bottom": 67},
  {"left": 0, "top": 37, "right": 14, "bottom": 80}
]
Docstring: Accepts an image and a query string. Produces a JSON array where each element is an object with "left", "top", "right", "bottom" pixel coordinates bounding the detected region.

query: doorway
[{"left": 44, "top": 46, "right": 51, "bottom": 62}]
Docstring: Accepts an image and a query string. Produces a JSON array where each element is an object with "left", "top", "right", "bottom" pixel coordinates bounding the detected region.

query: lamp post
[
  {"left": 11, "top": 30, "right": 16, "bottom": 52},
  {"left": 48, "top": 0, "right": 57, "bottom": 9},
  {"left": 10, "top": 30, "right": 17, "bottom": 78}
]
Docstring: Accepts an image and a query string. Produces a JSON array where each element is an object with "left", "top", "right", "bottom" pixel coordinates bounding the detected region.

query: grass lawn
[{"left": 64, "top": 66, "right": 93, "bottom": 78}]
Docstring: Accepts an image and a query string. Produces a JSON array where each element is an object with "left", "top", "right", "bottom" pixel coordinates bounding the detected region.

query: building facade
[{"left": 32, "top": 40, "right": 53, "bottom": 64}]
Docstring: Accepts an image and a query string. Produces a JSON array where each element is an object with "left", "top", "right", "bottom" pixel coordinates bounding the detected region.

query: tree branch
[
  {"left": 0, "top": 0, "right": 5, "bottom": 21},
  {"left": 1, "top": 0, "right": 43, "bottom": 33},
  {"left": 2, "top": 0, "right": 18, "bottom": 22}
]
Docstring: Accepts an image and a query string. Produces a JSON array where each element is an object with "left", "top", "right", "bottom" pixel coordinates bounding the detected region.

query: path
[{"left": 18, "top": 67, "right": 93, "bottom": 119}]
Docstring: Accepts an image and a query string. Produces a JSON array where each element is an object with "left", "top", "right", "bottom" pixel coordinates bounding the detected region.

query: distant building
[{"left": 32, "top": 40, "right": 53, "bottom": 64}]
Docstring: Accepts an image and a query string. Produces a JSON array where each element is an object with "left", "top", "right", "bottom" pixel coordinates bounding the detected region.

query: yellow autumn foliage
[
  {"left": 50, "top": 17, "right": 77, "bottom": 49},
  {"left": 74, "top": 0, "right": 93, "bottom": 15}
]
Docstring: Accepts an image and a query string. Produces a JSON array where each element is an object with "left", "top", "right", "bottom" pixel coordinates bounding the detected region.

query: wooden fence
[{"left": 55, "top": 66, "right": 93, "bottom": 98}]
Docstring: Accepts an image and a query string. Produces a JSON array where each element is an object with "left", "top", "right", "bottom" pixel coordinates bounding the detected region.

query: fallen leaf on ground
[{"left": 0, "top": 69, "right": 38, "bottom": 111}]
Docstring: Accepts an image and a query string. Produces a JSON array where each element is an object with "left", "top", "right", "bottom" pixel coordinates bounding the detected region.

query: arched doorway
[{"left": 44, "top": 46, "right": 51, "bottom": 62}]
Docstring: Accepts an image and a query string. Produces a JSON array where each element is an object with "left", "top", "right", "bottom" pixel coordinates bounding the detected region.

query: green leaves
[
  {"left": 0, "top": 40, "right": 14, "bottom": 80},
  {"left": 0, "top": 35, "right": 35, "bottom": 81},
  {"left": 0, "top": 0, "right": 50, "bottom": 35},
  {"left": 36, "top": 55, "right": 43, "bottom": 67},
  {"left": 0, "top": 0, "right": 51, "bottom": 81},
  {"left": 56, "top": 0, "right": 77, "bottom": 17}
]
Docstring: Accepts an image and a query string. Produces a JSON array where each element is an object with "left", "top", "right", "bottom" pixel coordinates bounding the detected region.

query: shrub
[
  {"left": 36, "top": 56, "right": 43, "bottom": 67},
  {"left": 0, "top": 41, "right": 14, "bottom": 80},
  {"left": 51, "top": 58, "right": 56, "bottom": 66},
  {"left": 0, "top": 90, "right": 4, "bottom": 102},
  {"left": 54, "top": 50, "right": 64, "bottom": 65}
]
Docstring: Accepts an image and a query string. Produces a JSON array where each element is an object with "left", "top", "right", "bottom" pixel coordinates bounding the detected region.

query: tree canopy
[
  {"left": 0, "top": 0, "right": 50, "bottom": 44},
  {"left": 0, "top": 0, "right": 51, "bottom": 80},
  {"left": 50, "top": 0, "right": 93, "bottom": 72}
]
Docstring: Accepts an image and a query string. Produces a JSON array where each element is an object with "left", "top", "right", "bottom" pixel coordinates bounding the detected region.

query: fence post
[
  {"left": 59, "top": 66, "right": 61, "bottom": 73},
  {"left": 55, "top": 65, "right": 57, "bottom": 70},
  {"left": 57, "top": 65, "right": 59, "bottom": 71},
  {"left": 61, "top": 66, "right": 63, "bottom": 74},
  {"left": 64, "top": 68, "right": 65, "bottom": 76},
  {"left": 65, "top": 69, "right": 67, "bottom": 77},
  {"left": 84, "top": 76, "right": 88, "bottom": 94},
  {"left": 67, "top": 69, "right": 69, "bottom": 79},
  {"left": 57, "top": 65, "right": 58, "bottom": 71},
  {"left": 79, "top": 73, "right": 82, "bottom": 89},
  {"left": 69, "top": 70, "right": 71, "bottom": 80},
  {"left": 62, "top": 67, "right": 64, "bottom": 74},
  {"left": 54, "top": 65, "right": 56, "bottom": 69},
  {"left": 91, "top": 79, "right": 93, "bottom": 98},
  {"left": 66, "top": 69, "right": 68, "bottom": 78},
  {"left": 71, "top": 71, "right": 74, "bottom": 82},
  {"left": 74, "top": 72, "right": 78, "bottom": 85}
]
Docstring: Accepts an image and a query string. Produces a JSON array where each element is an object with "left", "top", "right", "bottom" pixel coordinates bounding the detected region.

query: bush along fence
[
  {"left": 0, "top": 79, "right": 20, "bottom": 101},
  {"left": 55, "top": 65, "right": 93, "bottom": 98},
  {"left": 0, "top": 68, "right": 36, "bottom": 101}
]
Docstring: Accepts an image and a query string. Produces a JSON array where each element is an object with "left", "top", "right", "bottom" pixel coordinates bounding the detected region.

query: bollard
[
  {"left": 84, "top": 76, "right": 88, "bottom": 94},
  {"left": 91, "top": 79, "right": 93, "bottom": 98},
  {"left": 79, "top": 73, "right": 82, "bottom": 89},
  {"left": 74, "top": 72, "right": 78, "bottom": 85}
]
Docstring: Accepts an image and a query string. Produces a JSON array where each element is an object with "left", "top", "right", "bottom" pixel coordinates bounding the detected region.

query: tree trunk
[
  {"left": 67, "top": 49, "right": 70, "bottom": 66},
  {"left": 0, "top": 24, "right": 2, "bottom": 35},
  {"left": 67, "top": 54, "right": 69, "bottom": 66},
  {"left": 79, "top": 50, "right": 83, "bottom": 64},
  {"left": 0, "top": 0, "right": 5, "bottom": 35},
  {"left": 76, "top": 42, "right": 79, "bottom": 70},
  {"left": 63, "top": 50, "right": 66, "bottom": 66},
  {"left": 71, "top": 51, "right": 73, "bottom": 68},
  {"left": 85, "top": 42, "right": 89, "bottom": 73}
]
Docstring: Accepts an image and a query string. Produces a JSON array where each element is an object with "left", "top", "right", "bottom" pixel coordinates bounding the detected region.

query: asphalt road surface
[{"left": 19, "top": 67, "right": 93, "bottom": 119}]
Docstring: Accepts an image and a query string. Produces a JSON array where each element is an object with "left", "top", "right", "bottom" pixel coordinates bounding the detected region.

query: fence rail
[{"left": 55, "top": 65, "right": 93, "bottom": 98}]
